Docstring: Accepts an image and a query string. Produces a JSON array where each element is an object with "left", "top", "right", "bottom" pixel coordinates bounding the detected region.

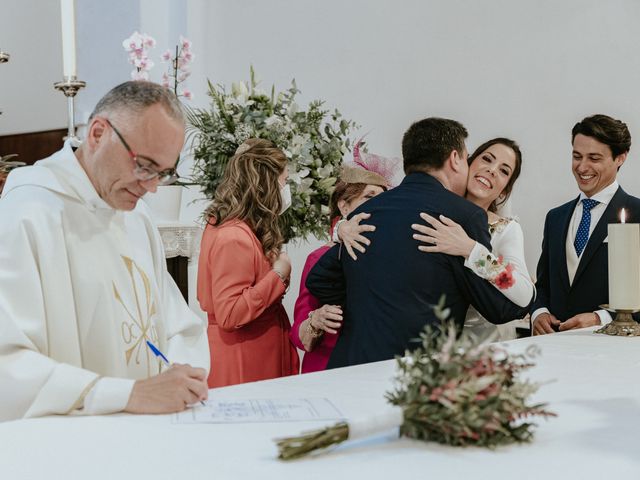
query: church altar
[
  {"left": 1, "top": 327, "right": 639, "bottom": 479},
  {"left": 157, "top": 222, "right": 202, "bottom": 260}
]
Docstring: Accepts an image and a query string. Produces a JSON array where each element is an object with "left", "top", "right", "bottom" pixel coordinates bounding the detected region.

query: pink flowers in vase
[{"left": 122, "top": 32, "right": 193, "bottom": 100}]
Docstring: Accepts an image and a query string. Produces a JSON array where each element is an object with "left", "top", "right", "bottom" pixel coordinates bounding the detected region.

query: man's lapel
[
  {"left": 573, "top": 187, "right": 625, "bottom": 285},
  {"left": 558, "top": 198, "right": 578, "bottom": 290}
]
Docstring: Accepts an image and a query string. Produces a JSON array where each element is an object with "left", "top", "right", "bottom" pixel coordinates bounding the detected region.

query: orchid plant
[
  {"left": 122, "top": 31, "right": 196, "bottom": 187},
  {"left": 122, "top": 31, "right": 156, "bottom": 81},
  {"left": 122, "top": 31, "right": 193, "bottom": 101},
  {"left": 160, "top": 36, "right": 194, "bottom": 100}
]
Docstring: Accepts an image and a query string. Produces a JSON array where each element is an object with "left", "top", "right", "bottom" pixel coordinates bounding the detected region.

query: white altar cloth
[{"left": 1, "top": 327, "right": 639, "bottom": 479}]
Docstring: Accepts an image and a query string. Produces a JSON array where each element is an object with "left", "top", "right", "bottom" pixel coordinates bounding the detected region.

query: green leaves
[{"left": 187, "top": 67, "right": 358, "bottom": 241}]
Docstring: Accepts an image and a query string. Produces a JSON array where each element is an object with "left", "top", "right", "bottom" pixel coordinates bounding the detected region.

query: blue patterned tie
[{"left": 574, "top": 198, "right": 600, "bottom": 256}]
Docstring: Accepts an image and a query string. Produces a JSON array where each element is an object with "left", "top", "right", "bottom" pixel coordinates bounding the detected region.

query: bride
[{"left": 339, "top": 138, "right": 534, "bottom": 342}]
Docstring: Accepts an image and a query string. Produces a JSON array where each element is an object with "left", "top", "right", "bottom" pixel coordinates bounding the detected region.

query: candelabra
[{"left": 54, "top": 76, "right": 86, "bottom": 147}]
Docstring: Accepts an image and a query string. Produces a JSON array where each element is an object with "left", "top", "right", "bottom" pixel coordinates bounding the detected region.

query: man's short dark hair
[
  {"left": 402, "top": 117, "right": 468, "bottom": 174},
  {"left": 572, "top": 114, "right": 631, "bottom": 158}
]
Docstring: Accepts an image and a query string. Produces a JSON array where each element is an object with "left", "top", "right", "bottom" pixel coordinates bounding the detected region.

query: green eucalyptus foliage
[{"left": 186, "top": 67, "right": 358, "bottom": 241}]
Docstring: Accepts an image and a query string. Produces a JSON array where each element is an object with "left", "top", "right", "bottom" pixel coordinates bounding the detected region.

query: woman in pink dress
[{"left": 290, "top": 165, "right": 388, "bottom": 373}]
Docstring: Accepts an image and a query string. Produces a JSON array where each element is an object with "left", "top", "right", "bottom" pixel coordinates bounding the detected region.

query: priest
[{"left": 0, "top": 81, "right": 209, "bottom": 421}]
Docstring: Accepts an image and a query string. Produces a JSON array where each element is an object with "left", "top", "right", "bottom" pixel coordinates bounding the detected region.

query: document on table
[{"left": 173, "top": 397, "right": 344, "bottom": 424}]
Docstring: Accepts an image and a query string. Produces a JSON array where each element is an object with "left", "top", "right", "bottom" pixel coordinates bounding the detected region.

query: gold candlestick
[
  {"left": 54, "top": 76, "right": 86, "bottom": 147},
  {"left": 596, "top": 305, "right": 640, "bottom": 336}
]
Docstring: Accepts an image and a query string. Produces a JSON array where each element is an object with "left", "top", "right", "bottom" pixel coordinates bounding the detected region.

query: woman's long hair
[{"left": 205, "top": 138, "right": 287, "bottom": 259}]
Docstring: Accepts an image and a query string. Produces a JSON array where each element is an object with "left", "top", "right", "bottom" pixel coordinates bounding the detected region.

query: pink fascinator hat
[{"left": 341, "top": 138, "right": 402, "bottom": 188}]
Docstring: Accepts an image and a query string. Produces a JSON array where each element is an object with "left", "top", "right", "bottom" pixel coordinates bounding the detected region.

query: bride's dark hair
[{"left": 468, "top": 137, "right": 522, "bottom": 213}]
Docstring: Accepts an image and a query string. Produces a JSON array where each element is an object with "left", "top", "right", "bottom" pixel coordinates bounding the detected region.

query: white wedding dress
[{"left": 463, "top": 217, "right": 534, "bottom": 342}]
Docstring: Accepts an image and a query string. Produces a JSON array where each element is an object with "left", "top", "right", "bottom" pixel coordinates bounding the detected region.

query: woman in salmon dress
[{"left": 197, "top": 139, "right": 299, "bottom": 388}]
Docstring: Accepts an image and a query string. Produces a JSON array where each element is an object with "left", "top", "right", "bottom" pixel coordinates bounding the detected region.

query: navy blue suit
[
  {"left": 306, "top": 173, "right": 529, "bottom": 369},
  {"left": 532, "top": 186, "right": 640, "bottom": 320}
]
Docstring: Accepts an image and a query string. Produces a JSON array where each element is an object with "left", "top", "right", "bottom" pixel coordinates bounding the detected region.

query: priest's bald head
[{"left": 76, "top": 81, "right": 185, "bottom": 210}]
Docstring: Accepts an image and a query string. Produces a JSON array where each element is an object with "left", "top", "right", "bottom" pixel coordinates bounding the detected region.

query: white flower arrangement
[{"left": 187, "top": 67, "right": 359, "bottom": 241}]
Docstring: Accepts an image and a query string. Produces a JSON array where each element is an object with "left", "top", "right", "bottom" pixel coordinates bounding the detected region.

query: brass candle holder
[
  {"left": 595, "top": 305, "right": 640, "bottom": 336},
  {"left": 54, "top": 76, "right": 86, "bottom": 147}
]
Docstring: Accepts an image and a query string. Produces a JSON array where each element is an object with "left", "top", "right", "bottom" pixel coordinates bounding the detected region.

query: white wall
[
  {"left": 0, "top": 0, "right": 67, "bottom": 134},
  {"left": 4, "top": 0, "right": 640, "bottom": 318},
  {"left": 197, "top": 0, "right": 640, "bottom": 280}
]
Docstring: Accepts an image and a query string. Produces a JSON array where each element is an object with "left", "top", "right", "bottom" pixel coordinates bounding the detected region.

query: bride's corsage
[{"left": 473, "top": 254, "right": 515, "bottom": 290}]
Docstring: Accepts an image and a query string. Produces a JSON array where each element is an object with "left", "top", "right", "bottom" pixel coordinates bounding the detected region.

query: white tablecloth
[{"left": 1, "top": 328, "right": 640, "bottom": 479}]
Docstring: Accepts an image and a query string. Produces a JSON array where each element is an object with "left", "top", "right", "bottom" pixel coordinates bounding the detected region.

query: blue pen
[
  {"left": 146, "top": 340, "right": 206, "bottom": 406},
  {"left": 146, "top": 340, "right": 170, "bottom": 365}
]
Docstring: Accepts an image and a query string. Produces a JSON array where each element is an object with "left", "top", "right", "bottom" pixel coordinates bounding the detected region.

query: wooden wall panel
[{"left": 0, "top": 129, "right": 67, "bottom": 165}]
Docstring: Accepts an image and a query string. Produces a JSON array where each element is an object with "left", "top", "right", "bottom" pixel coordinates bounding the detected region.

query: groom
[
  {"left": 306, "top": 117, "right": 529, "bottom": 368},
  {"left": 532, "top": 114, "right": 640, "bottom": 334}
]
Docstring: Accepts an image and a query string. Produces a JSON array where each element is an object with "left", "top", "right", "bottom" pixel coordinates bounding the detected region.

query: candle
[
  {"left": 60, "top": 0, "right": 76, "bottom": 77},
  {"left": 608, "top": 208, "right": 640, "bottom": 310}
]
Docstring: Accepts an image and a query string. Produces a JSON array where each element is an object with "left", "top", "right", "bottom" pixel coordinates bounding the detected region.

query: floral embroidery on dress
[
  {"left": 473, "top": 254, "right": 515, "bottom": 290},
  {"left": 488, "top": 217, "right": 514, "bottom": 235}
]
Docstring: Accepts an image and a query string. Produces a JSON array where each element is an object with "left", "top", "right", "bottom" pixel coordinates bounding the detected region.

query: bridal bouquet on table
[
  {"left": 276, "top": 297, "right": 555, "bottom": 460},
  {"left": 186, "top": 67, "right": 358, "bottom": 242}
]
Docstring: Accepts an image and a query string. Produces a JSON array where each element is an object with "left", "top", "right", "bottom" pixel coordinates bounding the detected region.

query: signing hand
[
  {"left": 411, "top": 213, "right": 476, "bottom": 258},
  {"left": 532, "top": 313, "right": 561, "bottom": 335},
  {"left": 125, "top": 363, "right": 209, "bottom": 414},
  {"left": 559, "top": 312, "right": 600, "bottom": 331},
  {"left": 338, "top": 212, "right": 376, "bottom": 261}
]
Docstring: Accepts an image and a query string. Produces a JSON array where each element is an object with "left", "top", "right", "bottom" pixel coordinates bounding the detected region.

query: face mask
[{"left": 280, "top": 183, "right": 292, "bottom": 214}]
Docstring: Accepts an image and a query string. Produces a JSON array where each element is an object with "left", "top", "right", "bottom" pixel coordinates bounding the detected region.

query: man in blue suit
[
  {"left": 532, "top": 114, "right": 640, "bottom": 335},
  {"left": 306, "top": 117, "right": 529, "bottom": 368}
]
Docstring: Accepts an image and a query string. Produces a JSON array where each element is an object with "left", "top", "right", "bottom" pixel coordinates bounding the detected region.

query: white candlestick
[
  {"left": 608, "top": 211, "right": 640, "bottom": 310},
  {"left": 60, "top": 0, "right": 77, "bottom": 77}
]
